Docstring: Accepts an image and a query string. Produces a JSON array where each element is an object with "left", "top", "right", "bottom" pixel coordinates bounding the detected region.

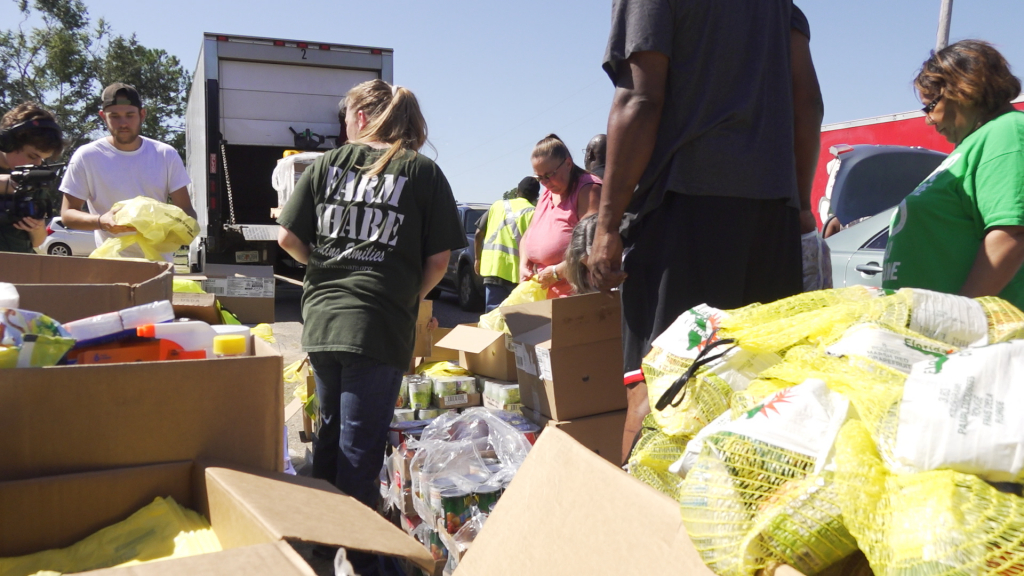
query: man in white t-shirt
[{"left": 60, "top": 83, "right": 196, "bottom": 261}]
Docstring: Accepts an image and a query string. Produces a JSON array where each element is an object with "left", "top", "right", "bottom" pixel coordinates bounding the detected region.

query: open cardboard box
[
  {"left": 0, "top": 461, "right": 436, "bottom": 575},
  {"left": 421, "top": 327, "right": 460, "bottom": 363},
  {"left": 502, "top": 292, "right": 625, "bottom": 421},
  {"left": 0, "top": 252, "right": 173, "bottom": 323},
  {"left": 179, "top": 264, "right": 275, "bottom": 324},
  {"left": 522, "top": 406, "right": 627, "bottom": 466},
  {"left": 0, "top": 337, "right": 284, "bottom": 482},
  {"left": 453, "top": 427, "right": 704, "bottom": 575},
  {"left": 435, "top": 324, "right": 517, "bottom": 382},
  {"left": 172, "top": 292, "right": 223, "bottom": 325},
  {"left": 414, "top": 300, "right": 433, "bottom": 358}
]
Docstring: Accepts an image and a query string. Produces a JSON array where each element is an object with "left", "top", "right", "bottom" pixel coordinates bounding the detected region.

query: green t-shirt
[
  {"left": 277, "top": 144, "right": 466, "bottom": 370},
  {"left": 883, "top": 110, "right": 1024, "bottom": 308}
]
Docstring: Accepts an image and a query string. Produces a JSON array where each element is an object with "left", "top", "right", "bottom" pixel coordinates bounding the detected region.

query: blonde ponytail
[{"left": 344, "top": 80, "right": 429, "bottom": 177}]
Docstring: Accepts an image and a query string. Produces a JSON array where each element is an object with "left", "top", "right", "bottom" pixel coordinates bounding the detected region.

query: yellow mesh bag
[
  {"left": 977, "top": 296, "right": 1024, "bottom": 343},
  {"left": 834, "top": 419, "right": 1024, "bottom": 576},
  {"left": 680, "top": 432, "right": 857, "bottom": 576},
  {"left": 629, "top": 428, "right": 690, "bottom": 502}
]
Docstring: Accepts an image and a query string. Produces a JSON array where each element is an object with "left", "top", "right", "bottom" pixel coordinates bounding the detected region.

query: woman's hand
[{"left": 536, "top": 264, "right": 560, "bottom": 288}]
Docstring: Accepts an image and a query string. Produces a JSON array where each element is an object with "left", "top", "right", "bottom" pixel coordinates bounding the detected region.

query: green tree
[
  {"left": 0, "top": 0, "right": 190, "bottom": 159},
  {"left": 501, "top": 187, "right": 517, "bottom": 200}
]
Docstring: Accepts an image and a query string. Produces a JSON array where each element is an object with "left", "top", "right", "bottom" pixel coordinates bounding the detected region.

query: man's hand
[
  {"left": 426, "top": 316, "right": 439, "bottom": 331},
  {"left": 13, "top": 216, "right": 44, "bottom": 233},
  {"left": 590, "top": 228, "right": 627, "bottom": 292},
  {"left": 99, "top": 207, "right": 135, "bottom": 235},
  {"left": 799, "top": 209, "right": 817, "bottom": 235},
  {"left": 474, "top": 260, "right": 481, "bottom": 276}
]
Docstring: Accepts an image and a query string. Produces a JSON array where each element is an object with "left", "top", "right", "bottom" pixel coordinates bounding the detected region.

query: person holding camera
[
  {"left": 59, "top": 83, "right": 195, "bottom": 261},
  {"left": 0, "top": 102, "right": 64, "bottom": 253}
]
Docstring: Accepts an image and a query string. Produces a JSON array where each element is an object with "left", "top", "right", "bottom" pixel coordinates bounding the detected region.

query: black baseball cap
[{"left": 101, "top": 83, "right": 143, "bottom": 109}]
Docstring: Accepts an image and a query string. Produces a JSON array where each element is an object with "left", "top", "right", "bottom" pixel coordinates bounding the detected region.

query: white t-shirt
[{"left": 60, "top": 136, "right": 191, "bottom": 260}]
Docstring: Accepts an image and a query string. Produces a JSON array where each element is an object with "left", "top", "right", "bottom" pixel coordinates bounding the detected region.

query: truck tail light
[{"left": 829, "top": 144, "right": 855, "bottom": 156}]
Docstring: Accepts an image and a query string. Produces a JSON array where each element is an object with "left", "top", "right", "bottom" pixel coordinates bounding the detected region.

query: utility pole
[{"left": 936, "top": 0, "right": 954, "bottom": 51}]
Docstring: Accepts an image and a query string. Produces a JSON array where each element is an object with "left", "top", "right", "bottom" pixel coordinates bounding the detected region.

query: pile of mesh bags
[{"left": 629, "top": 287, "right": 1024, "bottom": 576}]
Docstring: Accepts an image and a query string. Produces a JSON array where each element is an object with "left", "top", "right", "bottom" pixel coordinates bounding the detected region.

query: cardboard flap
[
  {"left": 501, "top": 299, "right": 553, "bottom": 339},
  {"left": 512, "top": 323, "right": 552, "bottom": 348},
  {"left": 205, "top": 468, "right": 435, "bottom": 572},
  {"left": 435, "top": 325, "right": 504, "bottom": 354},
  {"left": 82, "top": 541, "right": 316, "bottom": 575},
  {"left": 453, "top": 427, "right": 706, "bottom": 576}
]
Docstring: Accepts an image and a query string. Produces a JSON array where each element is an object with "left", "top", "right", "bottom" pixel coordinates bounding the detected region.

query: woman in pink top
[{"left": 520, "top": 134, "right": 601, "bottom": 297}]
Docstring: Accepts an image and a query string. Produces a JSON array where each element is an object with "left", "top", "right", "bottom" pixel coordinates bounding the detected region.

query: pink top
[{"left": 520, "top": 172, "right": 601, "bottom": 297}]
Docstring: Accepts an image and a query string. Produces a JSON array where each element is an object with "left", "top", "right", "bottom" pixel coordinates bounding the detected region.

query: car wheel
[
  {"left": 47, "top": 243, "right": 72, "bottom": 256},
  {"left": 458, "top": 266, "right": 484, "bottom": 312}
]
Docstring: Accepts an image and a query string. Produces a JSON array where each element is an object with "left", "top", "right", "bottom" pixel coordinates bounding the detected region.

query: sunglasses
[
  {"left": 922, "top": 94, "right": 943, "bottom": 115},
  {"left": 536, "top": 157, "right": 567, "bottom": 182}
]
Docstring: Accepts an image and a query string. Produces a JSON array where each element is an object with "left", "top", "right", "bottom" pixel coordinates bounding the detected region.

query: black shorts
[{"left": 621, "top": 193, "right": 802, "bottom": 372}]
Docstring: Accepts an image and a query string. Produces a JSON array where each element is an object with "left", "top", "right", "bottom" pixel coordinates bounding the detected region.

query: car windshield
[{"left": 465, "top": 209, "right": 486, "bottom": 232}]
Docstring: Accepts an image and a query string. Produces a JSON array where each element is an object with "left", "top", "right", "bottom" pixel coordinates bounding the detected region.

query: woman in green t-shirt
[
  {"left": 277, "top": 80, "right": 465, "bottom": 558},
  {"left": 883, "top": 40, "right": 1024, "bottom": 309}
]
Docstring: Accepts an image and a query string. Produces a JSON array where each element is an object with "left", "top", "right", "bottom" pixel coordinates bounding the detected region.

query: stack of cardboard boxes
[
  {"left": 0, "top": 253, "right": 436, "bottom": 575},
  {"left": 502, "top": 291, "right": 627, "bottom": 465}
]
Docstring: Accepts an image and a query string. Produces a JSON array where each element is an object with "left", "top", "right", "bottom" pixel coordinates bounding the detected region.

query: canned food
[
  {"left": 428, "top": 529, "right": 448, "bottom": 561},
  {"left": 397, "top": 377, "right": 411, "bottom": 409},
  {"left": 441, "top": 488, "right": 472, "bottom": 534},
  {"left": 408, "top": 376, "right": 432, "bottom": 410},
  {"left": 474, "top": 483, "right": 502, "bottom": 514},
  {"left": 455, "top": 376, "right": 477, "bottom": 394},
  {"left": 393, "top": 408, "right": 416, "bottom": 423},
  {"left": 429, "top": 477, "right": 456, "bottom": 518},
  {"left": 432, "top": 377, "right": 459, "bottom": 398},
  {"left": 417, "top": 408, "right": 442, "bottom": 420}
]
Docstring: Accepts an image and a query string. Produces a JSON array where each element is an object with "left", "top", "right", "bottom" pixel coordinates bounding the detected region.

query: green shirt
[
  {"left": 277, "top": 144, "right": 466, "bottom": 370},
  {"left": 883, "top": 111, "right": 1024, "bottom": 309}
]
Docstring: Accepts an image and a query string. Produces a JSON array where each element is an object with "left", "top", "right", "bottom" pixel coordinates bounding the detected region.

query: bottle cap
[
  {"left": 213, "top": 334, "right": 247, "bottom": 357},
  {"left": 137, "top": 324, "right": 156, "bottom": 338}
]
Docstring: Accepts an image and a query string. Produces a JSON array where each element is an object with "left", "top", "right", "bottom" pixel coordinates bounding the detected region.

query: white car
[{"left": 38, "top": 217, "right": 96, "bottom": 257}]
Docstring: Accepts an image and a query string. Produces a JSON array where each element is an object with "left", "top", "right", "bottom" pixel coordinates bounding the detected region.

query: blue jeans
[
  {"left": 484, "top": 283, "right": 513, "bottom": 313},
  {"left": 308, "top": 351, "right": 403, "bottom": 508}
]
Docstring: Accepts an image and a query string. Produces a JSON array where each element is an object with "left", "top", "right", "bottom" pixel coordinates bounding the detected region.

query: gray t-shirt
[{"left": 603, "top": 0, "right": 811, "bottom": 213}]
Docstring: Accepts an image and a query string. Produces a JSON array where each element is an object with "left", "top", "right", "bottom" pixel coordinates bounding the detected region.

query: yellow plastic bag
[
  {"left": 478, "top": 279, "right": 548, "bottom": 333},
  {"left": 415, "top": 360, "right": 472, "bottom": 378},
  {"left": 172, "top": 278, "right": 205, "bottom": 294},
  {"left": 0, "top": 497, "right": 221, "bottom": 575},
  {"left": 251, "top": 324, "right": 276, "bottom": 343},
  {"left": 90, "top": 197, "right": 199, "bottom": 261}
]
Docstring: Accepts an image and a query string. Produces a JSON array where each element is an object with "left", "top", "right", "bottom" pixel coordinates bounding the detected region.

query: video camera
[{"left": 0, "top": 163, "right": 65, "bottom": 225}]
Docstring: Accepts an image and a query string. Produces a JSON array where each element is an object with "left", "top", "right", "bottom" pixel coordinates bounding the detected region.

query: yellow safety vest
[{"left": 480, "top": 198, "right": 535, "bottom": 283}]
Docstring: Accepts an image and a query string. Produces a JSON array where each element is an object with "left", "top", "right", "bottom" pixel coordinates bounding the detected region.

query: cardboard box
[
  {"left": 522, "top": 407, "right": 627, "bottom": 466},
  {"left": 172, "top": 291, "right": 223, "bottom": 325},
  {"left": 414, "top": 300, "right": 433, "bottom": 358},
  {"left": 390, "top": 446, "right": 417, "bottom": 518},
  {"left": 0, "top": 252, "right": 173, "bottom": 323},
  {"left": 502, "top": 292, "right": 625, "bottom": 421},
  {"left": 435, "top": 393, "right": 483, "bottom": 410},
  {"left": 0, "top": 461, "right": 436, "bottom": 575},
  {"left": 181, "top": 264, "right": 276, "bottom": 324},
  {"left": 435, "top": 325, "right": 517, "bottom": 382},
  {"left": 423, "top": 327, "right": 460, "bottom": 363},
  {"left": 0, "top": 337, "right": 284, "bottom": 482},
  {"left": 453, "top": 427, "right": 705, "bottom": 575}
]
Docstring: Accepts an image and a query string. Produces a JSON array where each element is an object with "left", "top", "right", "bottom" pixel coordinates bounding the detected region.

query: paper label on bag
[
  {"left": 535, "top": 347, "right": 553, "bottom": 381},
  {"left": 514, "top": 342, "right": 537, "bottom": 376},
  {"left": 827, "top": 324, "right": 955, "bottom": 374},
  {"left": 894, "top": 341, "right": 1024, "bottom": 481},
  {"left": 652, "top": 305, "right": 730, "bottom": 360},
  {"left": 706, "top": 379, "right": 849, "bottom": 470},
  {"left": 907, "top": 289, "right": 988, "bottom": 348}
]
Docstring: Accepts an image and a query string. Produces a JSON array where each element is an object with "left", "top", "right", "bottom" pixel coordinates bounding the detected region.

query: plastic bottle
[
  {"left": 213, "top": 334, "right": 248, "bottom": 358},
  {"left": 0, "top": 283, "right": 19, "bottom": 309},
  {"left": 212, "top": 324, "right": 251, "bottom": 355},
  {"left": 137, "top": 321, "right": 216, "bottom": 358}
]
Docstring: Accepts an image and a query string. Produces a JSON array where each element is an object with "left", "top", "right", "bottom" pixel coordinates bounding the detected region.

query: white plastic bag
[
  {"left": 894, "top": 340, "right": 1024, "bottom": 482},
  {"left": 272, "top": 152, "right": 323, "bottom": 208},
  {"left": 802, "top": 230, "right": 833, "bottom": 292}
]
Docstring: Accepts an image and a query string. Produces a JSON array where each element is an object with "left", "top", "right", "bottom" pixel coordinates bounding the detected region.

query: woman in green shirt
[
  {"left": 277, "top": 80, "right": 464, "bottom": 570},
  {"left": 883, "top": 40, "right": 1024, "bottom": 309}
]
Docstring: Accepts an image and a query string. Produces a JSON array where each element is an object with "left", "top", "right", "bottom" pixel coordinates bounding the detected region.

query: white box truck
[{"left": 184, "top": 33, "right": 393, "bottom": 271}]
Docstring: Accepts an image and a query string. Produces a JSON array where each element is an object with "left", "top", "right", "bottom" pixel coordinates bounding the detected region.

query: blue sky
[{"left": 3, "top": 0, "right": 1022, "bottom": 204}]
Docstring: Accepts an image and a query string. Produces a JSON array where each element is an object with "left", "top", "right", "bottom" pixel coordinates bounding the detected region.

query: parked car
[
  {"left": 436, "top": 203, "right": 489, "bottom": 311},
  {"left": 825, "top": 207, "right": 894, "bottom": 289},
  {"left": 38, "top": 217, "right": 95, "bottom": 257}
]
